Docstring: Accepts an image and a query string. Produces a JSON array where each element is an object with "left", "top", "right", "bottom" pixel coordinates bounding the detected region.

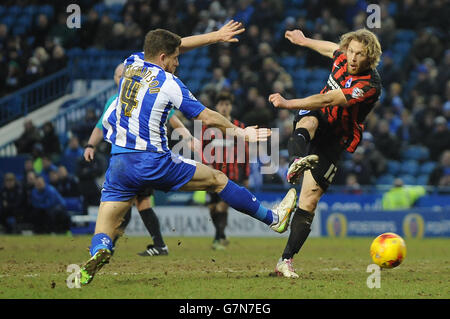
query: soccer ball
[{"left": 370, "top": 232, "right": 407, "bottom": 269}]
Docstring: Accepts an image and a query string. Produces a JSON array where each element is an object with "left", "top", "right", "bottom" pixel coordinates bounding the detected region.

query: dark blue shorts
[{"left": 101, "top": 151, "right": 197, "bottom": 202}]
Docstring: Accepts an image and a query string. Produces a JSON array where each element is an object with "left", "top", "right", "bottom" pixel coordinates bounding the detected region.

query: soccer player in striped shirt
[
  {"left": 84, "top": 63, "right": 198, "bottom": 257},
  {"left": 201, "top": 92, "right": 250, "bottom": 250},
  {"left": 269, "top": 29, "right": 382, "bottom": 278},
  {"left": 78, "top": 26, "right": 297, "bottom": 285}
]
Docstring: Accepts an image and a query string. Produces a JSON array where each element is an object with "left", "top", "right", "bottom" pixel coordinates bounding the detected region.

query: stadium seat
[
  {"left": 12, "top": 25, "right": 27, "bottom": 36},
  {"left": 188, "top": 80, "right": 202, "bottom": 94},
  {"left": 94, "top": 3, "right": 107, "bottom": 15},
  {"left": 416, "top": 174, "right": 430, "bottom": 186},
  {"left": 401, "top": 145, "right": 429, "bottom": 161},
  {"left": 7, "top": 5, "right": 21, "bottom": 15},
  {"left": 398, "top": 174, "right": 416, "bottom": 185},
  {"left": 395, "top": 30, "right": 416, "bottom": 43},
  {"left": 386, "top": 160, "right": 401, "bottom": 175},
  {"left": 0, "top": 156, "right": 29, "bottom": 180},
  {"left": 196, "top": 57, "right": 211, "bottom": 68},
  {"left": 311, "top": 69, "right": 329, "bottom": 81},
  {"left": 2, "top": 15, "right": 15, "bottom": 28},
  {"left": 23, "top": 5, "right": 37, "bottom": 16},
  {"left": 399, "top": 160, "right": 419, "bottom": 176},
  {"left": 376, "top": 174, "right": 395, "bottom": 185},
  {"left": 64, "top": 197, "right": 84, "bottom": 214},
  {"left": 420, "top": 161, "right": 437, "bottom": 175},
  {"left": 293, "top": 70, "right": 308, "bottom": 81},
  {"left": 280, "top": 56, "right": 297, "bottom": 69},
  {"left": 39, "top": 5, "right": 54, "bottom": 18}
]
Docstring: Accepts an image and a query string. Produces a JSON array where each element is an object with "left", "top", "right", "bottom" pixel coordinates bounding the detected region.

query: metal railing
[
  {"left": 0, "top": 82, "right": 117, "bottom": 156},
  {"left": 0, "top": 68, "right": 72, "bottom": 127}
]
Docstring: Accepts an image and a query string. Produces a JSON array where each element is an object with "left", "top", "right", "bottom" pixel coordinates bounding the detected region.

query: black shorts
[
  {"left": 208, "top": 192, "right": 221, "bottom": 205},
  {"left": 293, "top": 110, "right": 344, "bottom": 191},
  {"left": 136, "top": 187, "right": 154, "bottom": 199}
]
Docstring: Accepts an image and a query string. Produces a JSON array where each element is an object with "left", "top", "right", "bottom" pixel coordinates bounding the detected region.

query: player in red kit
[
  {"left": 201, "top": 92, "right": 250, "bottom": 250},
  {"left": 269, "top": 28, "right": 382, "bottom": 278}
]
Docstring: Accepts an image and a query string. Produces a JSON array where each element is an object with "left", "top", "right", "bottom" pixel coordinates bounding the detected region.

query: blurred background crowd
[{"left": 0, "top": 0, "right": 449, "bottom": 233}]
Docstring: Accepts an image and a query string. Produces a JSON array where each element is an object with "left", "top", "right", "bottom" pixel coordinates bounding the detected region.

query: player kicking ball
[
  {"left": 269, "top": 28, "right": 382, "bottom": 278},
  {"left": 77, "top": 28, "right": 297, "bottom": 286}
]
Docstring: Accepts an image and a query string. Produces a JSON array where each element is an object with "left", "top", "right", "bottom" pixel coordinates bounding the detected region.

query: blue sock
[
  {"left": 89, "top": 233, "right": 114, "bottom": 256},
  {"left": 218, "top": 180, "right": 276, "bottom": 225}
]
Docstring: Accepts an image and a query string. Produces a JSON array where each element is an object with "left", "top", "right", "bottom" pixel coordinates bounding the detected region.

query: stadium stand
[{"left": 0, "top": 0, "right": 449, "bottom": 234}]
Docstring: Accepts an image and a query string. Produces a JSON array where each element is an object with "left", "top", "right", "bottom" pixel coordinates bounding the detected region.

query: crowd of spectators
[
  {"left": 0, "top": 115, "right": 107, "bottom": 233},
  {"left": 1, "top": 0, "right": 450, "bottom": 233}
]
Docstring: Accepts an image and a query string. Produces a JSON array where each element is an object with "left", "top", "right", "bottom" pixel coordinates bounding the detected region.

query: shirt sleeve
[
  {"left": 170, "top": 77, "right": 206, "bottom": 119},
  {"left": 96, "top": 94, "right": 118, "bottom": 129},
  {"left": 341, "top": 79, "right": 380, "bottom": 106}
]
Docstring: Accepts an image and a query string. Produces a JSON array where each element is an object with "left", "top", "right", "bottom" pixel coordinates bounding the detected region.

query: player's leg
[
  {"left": 287, "top": 115, "right": 320, "bottom": 184},
  {"left": 210, "top": 197, "right": 229, "bottom": 250},
  {"left": 179, "top": 162, "right": 297, "bottom": 233},
  {"left": 276, "top": 146, "right": 339, "bottom": 278},
  {"left": 115, "top": 207, "right": 132, "bottom": 246},
  {"left": 79, "top": 199, "right": 134, "bottom": 285},
  {"left": 215, "top": 201, "right": 229, "bottom": 244},
  {"left": 136, "top": 192, "right": 169, "bottom": 256},
  {"left": 275, "top": 170, "right": 324, "bottom": 278},
  {"left": 208, "top": 194, "right": 222, "bottom": 249}
]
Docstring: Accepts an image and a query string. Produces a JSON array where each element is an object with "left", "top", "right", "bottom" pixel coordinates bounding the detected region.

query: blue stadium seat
[
  {"left": 376, "top": 174, "right": 395, "bottom": 185},
  {"left": 401, "top": 145, "right": 429, "bottom": 161},
  {"left": 39, "top": 5, "right": 54, "bottom": 18},
  {"left": 416, "top": 174, "right": 430, "bottom": 186},
  {"left": 311, "top": 69, "right": 329, "bottom": 81},
  {"left": 399, "top": 160, "right": 419, "bottom": 176},
  {"left": 420, "top": 161, "right": 437, "bottom": 175},
  {"left": 398, "top": 174, "right": 416, "bottom": 185},
  {"left": 23, "top": 5, "right": 37, "bottom": 16},
  {"left": 393, "top": 42, "right": 411, "bottom": 55},
  {"left": 179, "top": 54, "right": 194, "bottom": 66},
  {"left": 196, "top": 57, "right": 211, "bottom": 68},
  {"left": 188, "top": 80, "right": 202, "bottom": 94},
  {"left": 17, "top": 15, "right": 32, "bottom": 28},
  {"left": 386, "top": 160, "right": 401, "bottom": 175},
  {"left": 2, "top": 15, "right": 15, "bottom": 28},
  {"left": 0, "top": 156, "right": 29, "bottom": 180},
  {"left": 108, "top": 3, "right": 124, "bottom": 14},
  {"left": 94, "top": 3, "right": 107, "bottom": 15},
  {"left": 395, "top": 30, "right": 416, "bottom": 43},
  {"left": 7, "top": 5, "right": 21, "bottom": 15},
  {"left": 12, "top": 25, "right": 27, "bottom": 36},
  {"left": 64, "top": 197, "right": 84, "bottom": 213},
  {"left": 293, "top": 70, "right": 308, "bottom": 81},
  {"left": 280, "top": 56, "right": 297, "bottom": 69}
]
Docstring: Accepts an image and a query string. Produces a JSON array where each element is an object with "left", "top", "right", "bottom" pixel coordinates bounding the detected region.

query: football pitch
[{"left": 0, "top": 235, "right": 448, "bottom": 299}]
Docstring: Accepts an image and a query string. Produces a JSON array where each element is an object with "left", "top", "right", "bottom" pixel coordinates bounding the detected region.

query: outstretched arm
[
  {"left": 269, "top": 90, "right": 347, "bottom": 110},
  {"left": 180, "top": 20, "right": 245, "bottom": 53},
  {"left": 194, "top": 107, "right": 271, "bottom": 142},
  {"left": 285, "top": 29, "right": 339, "bottom": 58}
]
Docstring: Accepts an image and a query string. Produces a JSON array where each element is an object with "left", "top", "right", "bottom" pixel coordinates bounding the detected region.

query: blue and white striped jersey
[{"left": 102, "top": 52, "right": 205, "bottom": 153}]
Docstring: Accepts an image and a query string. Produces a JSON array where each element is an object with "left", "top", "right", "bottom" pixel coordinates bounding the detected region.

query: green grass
[{"left": 0, "top": 235, "right": 448, "bottom": 299}]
